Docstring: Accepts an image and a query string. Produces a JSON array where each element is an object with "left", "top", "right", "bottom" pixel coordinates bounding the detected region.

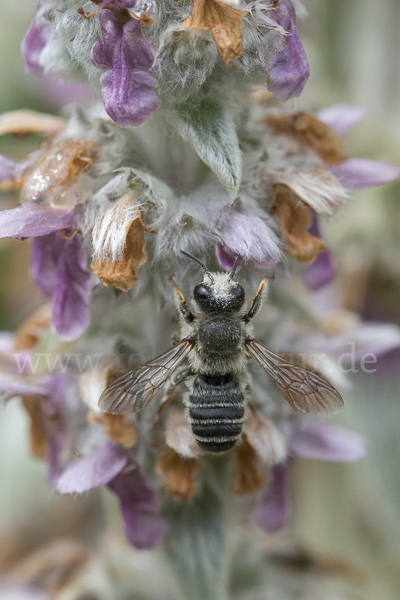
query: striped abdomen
[{"left": 187, "top": 373, "right": 245, "bottom": 453}]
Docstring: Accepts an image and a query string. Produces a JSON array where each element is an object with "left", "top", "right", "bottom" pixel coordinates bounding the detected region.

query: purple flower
[
  {"left": 108, "top": 467, "right": 168, "bottom": 549},
  {"left": 268, "top": 0, "right": 310, "bottom": 101},
  {"left": 0, "top": 376, "right": 48, "bottom": 397},
  {"left": 330, "top": 158, "right": 400, "bottom": 190},
  {"left": 31, "top": 232, "right": 91, "bottom": 341},
  {"left": 21, "top": 19, "right": 49, "bottom": 76},
  {"left": 305, "top": 215, "right": 335, "bottom": 291},
  {"left": 313, "top": 321, "right": 400, "bottom": 362},
  {"left": 0, "top": 155, "right": 27, "bottom": 185},
  {"left": 0, "top": 586, "right": 48, "bottom": 600},
  {"left": 256, "top": 423, "right": 365, "bottom": 533},
  {"left": 57, "top": 442, "right": 128, "bottom": 494},
  {"left": 91, "top": 10, "right": 160, "bottom": 127},
  {"left": 256, "top": 464, "right": 290, "bottom": 533},
  {"left": 290, "top": 423, "right": 366, "bottom": 462},
  {"left": 216, "top": 209, "right": 281, "bottom": 271},
  {"left": 0, "top": 203, "right": 73, "bottom": 238},
  {"left": 93, "top": 0, "right": 138, "bottom": 7},
  {"left": 317, "top": 104, "right": 367, "bottom": 136},
  {"left": 314, "top": 105, "right": 399, "bottom": 189},
  {"left": 22, "top": 16, "right": 94, "bottom": 109},
  {"left": 40, "top": 374, "right": 72, "bottom": 483},
  {"left": 0, "top": 203, "right": 91, "bottom": 341}
]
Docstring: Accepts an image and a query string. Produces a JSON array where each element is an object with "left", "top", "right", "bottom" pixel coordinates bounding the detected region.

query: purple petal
[
  {"left": 307, "top": 321, "right": 400, "bottom": 362},
  {"left": 305, "top": 250, "right": 335, "bottom": 291},
  {"left": 52, "top": 234, "right": 92, "bottom": 341},
  {"left": 0, "top": 586, "right": 48, "bottom": 600},
  {"left": 108, "top": 467, "right": 168, "bottom": 549},
  {"left": 305, "top": 214, "right": 335, "bottom": 290},
  {"left": 256, "top": 464, "right": 290, "bottom": 533},
  {"left": 100, "top": 69, "right": 160, "bottom": 127},
  {"left": 91, "top": 11, "right": 155, "bottom": 70},
  {"left": 217, "top": 209, "right": 281, "bottom": 270},
  {"left": 91, "top": 10, "right": 160, "bottom": 127},
  {"left": 290, "top": 423, "right": 366, "bottom": 462},
  {"left": 94, "top": 0, "right": 139, "bottom": 8},
  {"left": 21, "top": 19, "right": 49, "bottom": 76},
  {"left": 216, "top": 243, "right": 241, "bottom": 271},
  {"left": 57, "top": 442, "right": 128, "bottom": 494},
  {"left": 268, "top": 0, "right": 310, "bottom": 101},
  {"left": 41, "top": 374, "right": 74, "bottom": 484},
  {"left": 0, "top": 203, "right": 73, "bottom": 238},
  {"left": 0, "top": 376, "right": 48, "bottom": 396},
  {"left": 31, "top": 233, "right": 64, "bottom": 299},
  {"left": 0, "top": 155, "right": 26, "bottom": 182},
  {"left": 35, "top": 76, "right": 94, "bottom": 109},
  {"left": 330, "top": 159, "right": 400, "bottom": 190},
  {"left": 316, "top": 105, "right": 367, "bottom": 136},
  {"left": 31, "top": 232, "right": 91, "bottom": 341}
]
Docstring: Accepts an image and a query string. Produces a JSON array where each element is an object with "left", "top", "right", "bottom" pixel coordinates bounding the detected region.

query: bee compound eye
[
  {"left": 193, "top": 283, "right": 211, "bottom": 301},
  {"left": 232, "top": 285, "right": 245, "bottom": 301}
]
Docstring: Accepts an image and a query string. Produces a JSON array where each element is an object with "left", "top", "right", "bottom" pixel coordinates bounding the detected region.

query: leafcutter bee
[{"left": 99, "top": 252, "right": 344, "bottom": 453}]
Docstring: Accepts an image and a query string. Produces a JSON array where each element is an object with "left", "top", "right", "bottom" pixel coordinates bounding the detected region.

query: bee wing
[
  {"left": 99, "top": 338, "right": 195, "bottom": 415},
  {"left": 246, "top": 338, "right": 344, "bottom": 414}
]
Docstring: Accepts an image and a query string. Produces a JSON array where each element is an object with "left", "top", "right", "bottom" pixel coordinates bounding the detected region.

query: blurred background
[{"left": 0, "top": 1, "right": 399, "bottom": 598}]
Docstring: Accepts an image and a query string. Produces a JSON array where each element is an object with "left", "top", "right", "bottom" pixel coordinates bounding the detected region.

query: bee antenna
[
  {"left": 228, "top": 257, "right": 240, "bottom": 280},
  {"left": 181, "top": 250, "right": 215, "bottom": 283}
]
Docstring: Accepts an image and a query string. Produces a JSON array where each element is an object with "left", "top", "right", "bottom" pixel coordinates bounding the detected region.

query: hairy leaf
[{"left": 167, "top": 98, "right": 242, "bottom": 197}]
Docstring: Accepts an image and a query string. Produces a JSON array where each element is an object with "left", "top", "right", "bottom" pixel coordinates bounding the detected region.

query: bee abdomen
[{"left": 188, "top": 373, "right": 245, "bottom": 454}]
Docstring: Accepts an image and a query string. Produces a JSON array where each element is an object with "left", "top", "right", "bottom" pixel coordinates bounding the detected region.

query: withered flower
[
  {"left": 181, "top": 0, "right": 247, "bottom": 67},
  {"left": 264, "top": 111, "right": 347, "bottom": 165},
  {"left": 91, "top": 193, "right": 149, "bottom": 292},
  {"left": 157, "top": 447, "right": 200, "bottom": 502},
  {"left": 271, "top": 183, "right": 325, "bottom": 263}
]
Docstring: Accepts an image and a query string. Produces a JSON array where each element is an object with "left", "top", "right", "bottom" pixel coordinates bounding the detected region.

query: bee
[{"left": 99, "top": 252, "right": 344, "bottom": 454}]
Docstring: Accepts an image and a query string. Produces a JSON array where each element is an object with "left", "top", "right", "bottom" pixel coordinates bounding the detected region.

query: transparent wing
[
  {"left": 246, "top": 338, "right": 344, "bottom": 414},
  {"left": 99, "top": 338, "right": 195, "bottom": 415}
]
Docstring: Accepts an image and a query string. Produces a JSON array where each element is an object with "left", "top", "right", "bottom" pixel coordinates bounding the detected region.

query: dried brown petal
[
  {"left": 91, "top": 194, "right": 148, "bottom": 292},
  {"left": 11, "top": 539, "right": 90, "bottom": 594},
  {"left": 89, "top": 412, "right": 136, "bottom": 448},
  {"left": 21, "top": 139, "right": 98, "bottom": 206},
  {"left": 14, "top": 304, "right": 52, "bottom": 351},
  {"left": 233, "top": 436, "right": 265, "bottom": 494},
  {"left": 252, "top": 86, "right": 275, "bottom": 104},
  {"left": 156, "top": 447, "right": 199, "bottom": 502},
  {"left": 0, "top": 110, "right": 65, "bottom": 138},
  {"left": 271, "top": 548, "right": 365, "bottom": 584},
  {"left": 0, "top": 178, "right": 23, "bottom": 191},
  {"left": 182, "top": 0, "right": 247, "bottom": 67},
  {"left": 269, "top": 169, "right": 346, "bottom": 217},
  {"left": 127, "top": 9, "right": 156, "bottom": 25},
  {"left": 22, "top": 396, "right": 49, "bottom": 459},
  {"left": 271, "top": 184, "right": 325, "bottom": 263},
  {"left": 91, "top": 253, "right": 139, "bottom": 292},
  {"left": 77, "top": 6, "right": 99, "bottom": 19},
  {"left": 164, "top": 407, "right": 200, "bottom": 459},
  {"left": 265, "top": 112, "right": 347, "bottom": 164},
  {"left": 243, "top": 411, "right": 287, "bottom": 465}
]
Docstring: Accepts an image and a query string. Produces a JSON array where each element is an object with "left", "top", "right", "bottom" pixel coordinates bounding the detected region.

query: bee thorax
[{"left": 197, "top": 315, "right": 242, "bottom": 355}]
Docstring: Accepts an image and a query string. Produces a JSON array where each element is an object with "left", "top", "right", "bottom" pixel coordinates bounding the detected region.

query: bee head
[{"left": 182, "top": 252, "right": 245, "bottom": 312}]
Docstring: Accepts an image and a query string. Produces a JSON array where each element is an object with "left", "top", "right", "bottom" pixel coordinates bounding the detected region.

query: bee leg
[
  {"left": 169, "top": 276, "right": 194, "bottom": 324},
  {"left": 153, "top": 368, "right": 194, "bottom": 428},
  {"left": 242, "top": 275, "right": 274, "bottom": 323}
]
